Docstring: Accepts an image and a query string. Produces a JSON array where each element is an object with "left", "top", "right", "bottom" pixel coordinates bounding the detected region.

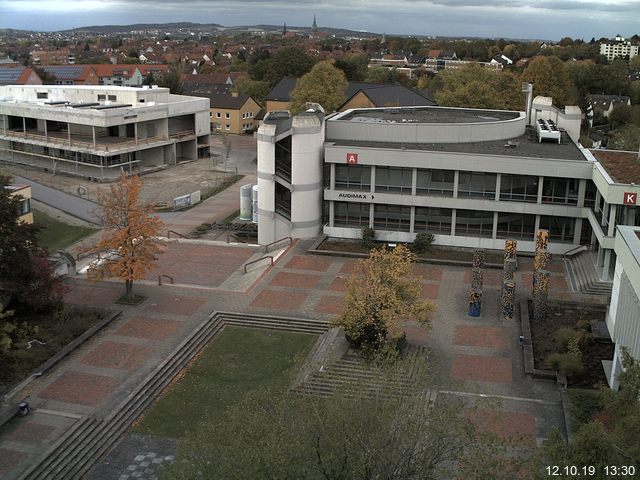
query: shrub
[
  {"left": 196, "top": 223, "right": 210, "bottom": 233},
  {"left": 553, "top": 327, "right": 579, "bottom": 350},
  {"left": 548, "top": 352, "right": 584, "bottom": 377},
  {"left": 361, "top": 227, "right": 376, "bottom": 249},
  {"left": 412, "top": 232, "right": 435, "bottom": 254},
  {"left": 567, "top": 336, "right": 582, "bottom": 359}
]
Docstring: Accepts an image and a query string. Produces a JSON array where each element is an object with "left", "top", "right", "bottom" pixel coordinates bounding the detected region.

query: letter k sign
[{"left": 624, "top": 192, "right": 637, "bottom": 205}]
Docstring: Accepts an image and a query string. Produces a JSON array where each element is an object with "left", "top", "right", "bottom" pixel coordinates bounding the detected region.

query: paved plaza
[{"left": 0, "top": 235, "right": 591, "bottom": 479}]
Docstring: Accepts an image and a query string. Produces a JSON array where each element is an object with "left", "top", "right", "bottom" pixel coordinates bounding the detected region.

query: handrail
[
  {"left": 158, "top": 274, "right": 174, "bottom": 285},
  {"left": 167, "top": 229, "right": 188, "bottom": 239},
  {"left": 264, "top": 236, "right": 293, "bottom": 253},
  {"left": 562, "top": 244, "right": 588, "bottom": 259},
  {"left": 243, "top": 256, "right": 273, "bottom": 273}
]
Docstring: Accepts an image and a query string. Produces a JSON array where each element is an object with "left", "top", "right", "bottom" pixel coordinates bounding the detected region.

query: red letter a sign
[{"left": 346, "top": 153, "right": 358, "bottom": 165}]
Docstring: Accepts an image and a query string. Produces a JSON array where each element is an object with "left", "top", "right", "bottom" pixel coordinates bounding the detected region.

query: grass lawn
[
  {"left": 132, "top": 326, "right": 317, "bottom": 439},
  {"left": 33, "top": 208, "right": 96, "bottom": 252}
]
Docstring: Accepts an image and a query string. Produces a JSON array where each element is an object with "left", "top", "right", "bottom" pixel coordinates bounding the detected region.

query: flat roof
[
  {"left": 590, "top": 149, "right": 640, "bottom": 184},
  {"left": 337, "top": 106, "right": 520, "bottom": 124},
  {"left": 330, "top": 132, "right": 586, "bottom": 161}
]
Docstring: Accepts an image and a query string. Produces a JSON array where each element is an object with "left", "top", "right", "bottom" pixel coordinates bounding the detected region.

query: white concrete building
[
  {"left": 0, "top": 85, "right": 210, "bottom": 181},
  {"left": 600, "top": 35, "right": 639, "bottom": 62},
  {"left": 256, "top": 98, "right": 640, "bottom": 280},
  {"left": 606, "top": 226, "right": 640, "bottom": 389}
]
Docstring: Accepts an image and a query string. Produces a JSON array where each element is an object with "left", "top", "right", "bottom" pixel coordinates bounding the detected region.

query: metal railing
[
  {"left": 158, "top": 274, "right": 174, "bottom": 285},
  {"left": 243, "top": 256, "right": 273, "bottom": 273},
  {"left": 167, "top": 229, "right": 188, "bottom": 239},
  {"left": 562, "top": 244, "right": 588, "bottom": 259},
  {"left": 264, "top": 236, "right": 292, "bottom": 253}
]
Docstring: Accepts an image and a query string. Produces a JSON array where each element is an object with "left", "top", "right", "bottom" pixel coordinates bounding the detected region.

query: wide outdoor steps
[
  {"left": 291, "top": 346, "right": 430, "bottom": 400},
  {"left": 564, "top": 251, "right": 613, "bottom": 296},
  {"left": 19, "top": 312, "right": 328, "bottom": 480}
]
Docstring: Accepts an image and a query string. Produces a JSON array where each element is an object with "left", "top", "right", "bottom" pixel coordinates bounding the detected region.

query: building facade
[
  {"left": 0, "top": 85, "right": 210, "bottom": 181},
  {"left": 257, "top": 99, "right": 640, "bottom": 282},
  {"left": 606, "top": 225, "right": 640, "bottom": 389},
  {"left": 600, "top": 35, "right": 639, "bottom": 61},
  {"left": 6, "top": 184, "right": 33, "bottom": 224},
  {"left": 209, "top": 93, "right": 260, "bottom": 134}
]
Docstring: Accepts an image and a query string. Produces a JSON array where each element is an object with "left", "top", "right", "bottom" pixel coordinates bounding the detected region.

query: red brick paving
[
  {"left": 63, "top": 284, "right": 120, "bottom": 307},
  {"left": 463, "top": 269, "right": 504, "bottom": 286},
  {"left": 80, "top": 341, "right": 153, "bottom": 370},
  {"left": 39, "top": 371, "right": 119, "bottom": 406},
  {"left": 401, "top": 323, "right": 429, "bottom": 344},
  {"left": 116, "top": 316, "right": 181, "bottom": 341},
  {"left": 146, "top": 295, "right": 207, "bottom": 316},
  {"left": 250, "top": 290, "right": 307, "bottom": 310},
  {"left": 520, "top": 273, "right": 568, "bottom": 291},
  {"left": 328, "top": 277, "right": 347, "bottom": 292},
  {"left": 314, "top": 295, "right": 345, "bottom": 315},
  {"left": 454, "top": 325, "right": 510, "bottom": 349},
  {"left": 412, "top": 264, "right": 444, "bottom": 281},
  {"left": 270, "top": 272, "right": 321, "bottom": 289},
  {"left": 145, "top": 243, "right": 254, "bottom": 287},
  {"left": 339, "top": 260, "right": 357, "bottom": 274},
  {"left": 450, "top": 354, "right": 512, "bottom": 384},
  {"left": 5, "top": 422, "right": 55, "bottom": 443},
  {"left": 0, "top": 448, "right": 23, "bottom": 475},
  {"left": 466, "top": 409, "right": 536, "bottom": 445},
  {"left": 421, "top": 284, "right": 439, "bottom": 300},
  {"left": 285, "top": 256, "right": 332, "bottom": 272}
]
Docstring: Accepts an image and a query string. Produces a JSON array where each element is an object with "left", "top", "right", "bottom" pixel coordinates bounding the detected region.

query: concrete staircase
[
  {"left": 18, "top": 312, "right": 328, "bottom": 480},
  {"left": 290, "top": 345, "right": 432, "bottom": 401},
  {"left": 564, "top": 251, "right": 612, "bottom": 297}
]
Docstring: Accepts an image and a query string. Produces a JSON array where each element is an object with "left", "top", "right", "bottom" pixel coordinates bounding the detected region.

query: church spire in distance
[{"left": 312, "top": 14, "right": 318, "bottom": 32}]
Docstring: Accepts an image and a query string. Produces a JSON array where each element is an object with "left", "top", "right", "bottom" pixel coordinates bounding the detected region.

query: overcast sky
[{"left": 0, "top": 0, "right": 637, "bottom": 40}]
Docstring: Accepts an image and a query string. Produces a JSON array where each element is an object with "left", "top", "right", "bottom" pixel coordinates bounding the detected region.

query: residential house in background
[
  {"left": 38, "top": 65, "right": 99, "bottom": 85},
  {"left": 208, "top": 93, "right": 260, "bottom": 134},
  {"left": 6, "top": 184, "right": 33, "bottom": 224},
  {"left": 0, "top": 66, "right": 43, "bottom": 86},
  {"left": 30, "top": 48, "right": 76, "bottom": 65},
  {"left": 586, "top": 94, "right": 631, "bottom": 123},
  {"left": 93, "top": 64, "right": 168, "bottom": 87},
  {"left": 264, "top": 78, "right": 434, "bottom": 113}
]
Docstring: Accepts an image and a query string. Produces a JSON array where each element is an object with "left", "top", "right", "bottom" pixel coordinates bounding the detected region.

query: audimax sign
[{"left": 338, "top": 193, "right": 374, "bottom": 200}]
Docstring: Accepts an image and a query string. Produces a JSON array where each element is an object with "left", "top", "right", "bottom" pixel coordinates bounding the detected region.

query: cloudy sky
[{"left": 0, "top": 0, "right": 637, "bottom": 40}]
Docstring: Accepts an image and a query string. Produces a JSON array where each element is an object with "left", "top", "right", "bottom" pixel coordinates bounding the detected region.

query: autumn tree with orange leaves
[
  {"left": 86, "top": 173, "right": 164, "bottom": 301},
  {"left": 332, "top": 245, "right": 435, "bottom": 359}
]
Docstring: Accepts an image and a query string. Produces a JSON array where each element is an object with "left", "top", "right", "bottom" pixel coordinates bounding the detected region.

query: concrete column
[
  {"left": 577, "top": 179, "right": 586, "bottom": 208},
  {"left": 495, "top": 174, "right": 501, "bottom": 201},
  {"left": 453, "top": 171, "right": 459, "bottom": 198},
  {"left": 537, "top": 176, "right": 544, "bottom": 204},
  {"left": 451, "top": 209, "right": 457, "bottom": 237},
  {"left": 44, "top": 120, "right": 48, "bottom": 142},
  {"left": 67, "top": 122, "right": 71, "bottom": 145},
  {"left": 370, "top": 166, "right": 376, "bottom": 194},
  {"left": 492, "top": 212, "right": 498, "bottom": 239},
  {"left": 369, "top": 203, "right": 374, "bottom": 228},
  {"left": 573, "top": 218, "right": 583, "bottom": 245},
  {"left": 92, "top": 125, "right": 96, "bottom": 149},
  {"left": 602, "top": 201, "right": 609, "bottom": 227},
  {"left": 22, "top": 117, "right": 26, "bottom": 137},
  {"left": 534, "top": 215, "right": 541, "bottom": 237},
  {"left": 330, "top": 163, "right": 335, "bottom": 190},
  {"left": 597, "top": 245, "right": 605, "bottom": 267},
  {"left": 602, "top": 250, "right": 612, "bottom": 281},
  {"left": 410, "top": 206, "right": 415, "bottom": 233},
  {"left": 411, "top": 168, "right": 417, "bottom": 196},
  {"left": 608, "top": 204, "right": 617, "bottom": 237},
  {"left": 134, "top": 122, "right": 138, "bottom": 146},
  {"left": 329, "top": 201, "right": 334, "bottom": 227}
]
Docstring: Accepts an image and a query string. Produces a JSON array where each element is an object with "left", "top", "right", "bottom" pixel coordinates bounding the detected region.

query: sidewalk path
[{"left": 161, "top": 174, "right": 256, "bottom": 236}]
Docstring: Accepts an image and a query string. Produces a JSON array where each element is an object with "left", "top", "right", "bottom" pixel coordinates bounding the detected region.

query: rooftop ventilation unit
[{"left": 536, "top": 118, "right": 561, "bottom": 144}]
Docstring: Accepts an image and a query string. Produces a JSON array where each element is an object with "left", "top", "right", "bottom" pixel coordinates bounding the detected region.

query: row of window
[
  {"left": 333, "top": 202, "right": 580, "bottom": 243},
  {"left": 213, "top": 111, "right": 255, "bottom": 119},
  {"left": 334, "top": 165, "right": 582, "bottom": 205}
]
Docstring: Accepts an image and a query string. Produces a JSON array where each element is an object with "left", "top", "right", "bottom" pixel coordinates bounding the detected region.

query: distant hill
[{"left": 66, "top": 22, "right": 223, "bottom": 34}]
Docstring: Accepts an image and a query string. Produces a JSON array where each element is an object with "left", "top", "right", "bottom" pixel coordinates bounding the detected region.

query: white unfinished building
[{"left": 0, "top": 85, "right": 211, "bottom": 181}]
